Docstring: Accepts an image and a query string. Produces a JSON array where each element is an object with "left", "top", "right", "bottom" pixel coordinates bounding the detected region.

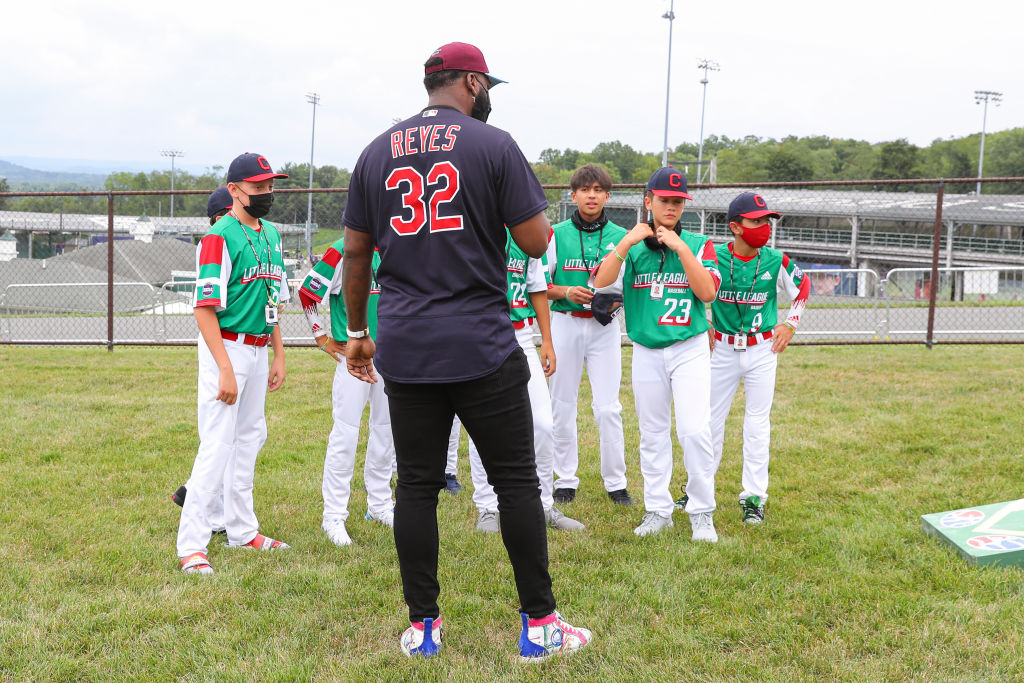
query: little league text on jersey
[{"left": 239, "top": 262, "right": 285, "bottom": 285}]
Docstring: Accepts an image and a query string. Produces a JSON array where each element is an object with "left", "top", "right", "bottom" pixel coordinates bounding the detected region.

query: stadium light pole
[
  {"left": 973, "top": 90, "right": 1002, "bottom": 195},
  {"left": 160, "top": 150, "right": 183, "bottom": 218},
  {"left": 661, "top": 0, "right": 675, "bottom": 168},
  {"left": 696, "top": 59, "right": 720, "bottom": 183},
  {"left": 305, "top": 92, "right": 320, "bottom": 262}
]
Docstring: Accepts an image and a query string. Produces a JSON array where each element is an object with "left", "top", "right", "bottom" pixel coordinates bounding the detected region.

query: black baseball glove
[{"left": 591, "top": 291, "right": 623, "bottom": 326}]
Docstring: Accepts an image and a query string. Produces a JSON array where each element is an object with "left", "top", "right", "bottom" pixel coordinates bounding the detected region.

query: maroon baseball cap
[
  {"left": 226, "top": 153, "right": 289, "bottom": 184},
  {"left": 424, "top": 42, "right": 506, "bottom": 87},
  {"left": 728, "top": 192, "right": 781, "bottom": 222},
  {"left": 645, "top": 167, "right": 693, "bottom": 200}
]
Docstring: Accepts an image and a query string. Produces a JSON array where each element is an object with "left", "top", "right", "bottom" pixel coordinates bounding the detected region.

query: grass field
[{"left": 1, "top": 345, "right": 1023, "bottom": 681}]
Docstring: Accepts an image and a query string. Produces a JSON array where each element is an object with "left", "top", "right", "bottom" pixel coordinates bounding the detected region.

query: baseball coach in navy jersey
[{"left": 340, "top": 42, "right": 591, "bottom": 661}]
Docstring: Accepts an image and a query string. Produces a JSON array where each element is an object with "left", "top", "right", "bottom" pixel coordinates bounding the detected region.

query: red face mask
[{"left": 741, "top": 222, "right": 772, "bottom": 249}]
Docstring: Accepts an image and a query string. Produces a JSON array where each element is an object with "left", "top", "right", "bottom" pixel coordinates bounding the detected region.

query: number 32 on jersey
[
  {"left": 386, "top": 162, "right": 463, "bottom": 235},
  {"left": 658, "top": 298, "right": 691, "bottom": 326}
]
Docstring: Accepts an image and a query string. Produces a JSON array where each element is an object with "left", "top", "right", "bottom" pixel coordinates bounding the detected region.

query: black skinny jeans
[{"left": 384, "top": 348, "right": 556, "bottom": 622}]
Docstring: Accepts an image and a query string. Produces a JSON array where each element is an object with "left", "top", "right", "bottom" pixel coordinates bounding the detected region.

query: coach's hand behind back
[{"left": 346, "top": 337, "right": 378, "bottom": 384}]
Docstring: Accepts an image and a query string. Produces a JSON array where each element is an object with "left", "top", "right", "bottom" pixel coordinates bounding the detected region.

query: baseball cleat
[
  {"left": 322, "top": 518, "right": 353, "bottom": 546},
  {"left": 443, "top": 473, "right": 463, "bottom": 495},
  {"left": 552, "top": 488, "right": 576, "bottom": 504},
  {"left": 518, "top": 612, "right": 591, "bottom": 661},
  {"left": 741, "top": 496, "right": 766, "bottom": 524},
  {"left": 607, "top": 488, "right": 635, "bottom": 507},
  {"left": 365, "top": 508, "right": 395, "bottom": 528},
  {"left": 401, "top": 616, "right": 443, "bottom": 658},
  {"left": 674, "top": 492, "right": 689, "bottom": 511},
  {"left": 634, "top": 511, "right": 673, "bottom": 536},
  {"left": 171, "top": 485, "right": 187, "bottom": 507},
  {"left": 243, "top": 533, "right": 289, "bottom": 550},
  {"left": 545, "top": 506, "right": 585, "bottom": 531},
  {"left": 180, "top": 552, "right": 213, "bottom": 575},
  {"left": 476, "top": 509, "right": 500, "bottom": 534},
  {"left": 690, "top": 512, "right": 718, "bottom": 543}
]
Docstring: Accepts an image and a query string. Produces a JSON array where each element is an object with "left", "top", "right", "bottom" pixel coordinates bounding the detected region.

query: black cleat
[
  {"left": 172, "top": 485, "right": 187, "bottom": 507},
  {"left": 444, "top": 473, "right": 463, "bottom": 495},
  {"left": 674, "top": 492, "right": 689, "bottom": 511},
  {"left": 607, "top": 489, "right": 635, "bottom": 506},
  {"left": 552, "top": 487, "right": 577, "bottom": 504}
]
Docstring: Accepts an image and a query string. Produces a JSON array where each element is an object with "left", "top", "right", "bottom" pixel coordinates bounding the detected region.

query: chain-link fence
[{"left": 1, "top": 179, "right": 1022, "bottom": 347}]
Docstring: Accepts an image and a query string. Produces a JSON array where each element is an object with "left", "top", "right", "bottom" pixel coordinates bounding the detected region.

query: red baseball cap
[
  {"left": 424, "top": 42, "right": 506, "bottom": 87},
  {"left": 227, "top": 153, "right": 288, "bottom": 184},
  {"left": 645, "top": 167, "right": 693, "bottom": 200}
]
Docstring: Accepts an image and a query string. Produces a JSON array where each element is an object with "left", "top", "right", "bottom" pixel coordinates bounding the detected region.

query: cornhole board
[{"left": 922, "top": 498, "right": 1024, "bottom": 567}]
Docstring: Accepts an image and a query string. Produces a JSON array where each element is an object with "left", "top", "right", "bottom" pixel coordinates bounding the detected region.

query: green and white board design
[{"left": 922, "top": 498, "right": 1024, "bottom": 567}]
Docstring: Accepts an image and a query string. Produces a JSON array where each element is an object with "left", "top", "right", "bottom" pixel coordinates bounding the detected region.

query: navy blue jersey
[{"left": 343, "top": 106, "right": 548, "bottom": 383}]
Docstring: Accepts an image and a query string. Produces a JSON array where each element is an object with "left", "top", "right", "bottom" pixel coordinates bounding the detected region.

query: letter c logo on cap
[
  {"left": 670, "top": 173, "right": 682, "bottom": 188},
  {"left": 257, "top": 156, "right": 272, "bottom": 171},
  {"left": 754, "top": 194, "right": 767, "bottom": 208}
]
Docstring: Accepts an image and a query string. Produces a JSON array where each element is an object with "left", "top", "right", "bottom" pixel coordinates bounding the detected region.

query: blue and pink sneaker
[
  {"left": 400, "top": 616, "right": 442, "bottom": 658},
  {"left": 518, "top": 612, "right": 591, "bottom": 661}
]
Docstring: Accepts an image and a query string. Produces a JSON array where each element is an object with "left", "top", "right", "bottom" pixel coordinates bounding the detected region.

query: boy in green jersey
[
  {"left": 546, "top": 164, "right": 633, "bottom": 507},
  {"left": 593, "top": 167, "right": 722, "bottom": 541},
  {"left": 677, "top": 192, "right": 809, "bottom": 524},
  {"left": 177, "top": 154, "right": 291, "bottom": 575}
]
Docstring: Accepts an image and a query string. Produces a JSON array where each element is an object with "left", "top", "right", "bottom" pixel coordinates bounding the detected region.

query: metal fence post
[
  {"left": 107, "top": 192, "right": 114, "bottom": 352},
  {"left": 926, "top": 181, "right": 945, "bottom": 349}
]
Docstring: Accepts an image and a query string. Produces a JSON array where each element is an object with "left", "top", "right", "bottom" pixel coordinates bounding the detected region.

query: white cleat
[
  {"left": 322, "top": 518, "right": 353, "bottom": 546},
  {"left": 690, "top": 511, "right": 718, "bottom": 543},
  {"left": 545, "top": 506, "right": 585, "bottom": 531},
  {"left": 476, "top": 509, "right": 500, "bottom": 534},
  {"left": 633, "top": 511, "right": 673, "bottom": 537},
  {"left": 365, "top": 508, "right": 395, "bottom": 528}
]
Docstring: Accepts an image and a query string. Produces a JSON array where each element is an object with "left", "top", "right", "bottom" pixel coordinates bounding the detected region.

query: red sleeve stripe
[
  {"left": 782, "top": 253, "right": 790, "bottom": 268},
  {"left": 700, "top": 239, "right": 718, "bottom": 262},
  {"left": 198, "top": 234, "right": 226, "bottom": 267},
  {"left": 321, "top": 247, "right": 342, "bottom": 268},
  {"left": 794, "top": 271, "right": 811, "bottom": 303},
  {"left": 298, "top": 288, "right": 322, "bottom": 308}
]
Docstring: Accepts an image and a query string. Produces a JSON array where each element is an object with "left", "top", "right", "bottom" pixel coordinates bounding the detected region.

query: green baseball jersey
[
  {"left": 507, "top": 230, "right": 550, "bottom": 324},
  {"left": 711, "top": 244, "right": 809, "bottom": 336},
  {"left": 547, "top": 218, "right": 627, "bottom": 313},
  {"left": 194, "top": 213, "right": 289, "bottom": 336},
  {"left": 622, "top": 229, "right": 721, "bottom": 349},
  {"left": 298, "top": 236, "right": 381, "bottom": 340}
]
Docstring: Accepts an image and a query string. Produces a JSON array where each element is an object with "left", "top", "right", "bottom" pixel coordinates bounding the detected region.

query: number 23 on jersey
[{"left": 658, "top": 298, "right": 692, "bottom": 326}]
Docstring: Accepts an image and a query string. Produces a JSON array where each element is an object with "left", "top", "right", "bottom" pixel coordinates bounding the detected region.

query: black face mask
[
  {"left": 643, "top": 219, "right": 682, "bottom": 251},
  {"left": 470, "top": 85, "right": 491, "bottom": 123},
  {"left": 241, "top": 191, "right": 274, "bottom": 219}
]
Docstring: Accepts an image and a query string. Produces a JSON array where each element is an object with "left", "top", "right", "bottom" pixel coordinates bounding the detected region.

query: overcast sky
[{"left": 3, "top": 0, "right": 1020, "bottom": 175}]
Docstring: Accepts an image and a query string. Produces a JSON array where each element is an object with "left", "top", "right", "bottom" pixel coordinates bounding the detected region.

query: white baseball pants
[
  {"left": 549, "top": 313, "right": 626, "bottom": 492},
  {"left": 177, "top": 336, "right": 268, "bottom": 557},
  {"left": 446, "top": 418, "right": 460, "bottom": 476},
  {"left": 710, "top": 339, "right": 778, "bottom": 503},
  {"left": 467, "top": 325, "right": 555, "bottom": 511},
  {"left": 323, "top": 360, "right": 395, "bottom": 522},
  {"left": 632, "top": 334, "right": 716, "bottom": 516}
]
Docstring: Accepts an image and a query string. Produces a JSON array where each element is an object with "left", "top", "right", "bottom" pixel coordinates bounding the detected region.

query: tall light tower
[
  {"left": 160, "top": 150, "right": 184, "bottom": 218},
  {"left": 661, "top": 0, "right": 675, "bottom": 168},
  {"left": 696, "top": 59, "right": 719, "bottom": 183},
  {"left": 973, "top": 90, "right": 1002, "bottom": 195},
  {"left": 305, "top": 92, "right": 320, "bottom": 262}
]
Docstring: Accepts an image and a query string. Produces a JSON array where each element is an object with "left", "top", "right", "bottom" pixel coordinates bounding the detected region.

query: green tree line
[{"left": 4, "top": 128, "right": 1023, "bottom": 217}]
